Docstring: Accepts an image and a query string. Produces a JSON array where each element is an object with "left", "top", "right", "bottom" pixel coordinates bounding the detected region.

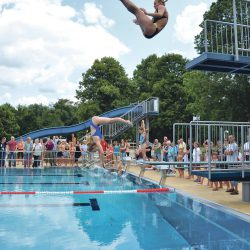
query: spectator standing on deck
[
  {"left": 192, "top": 142, "right": 201, "bottom": 182},
  {"left": 167, "top": 140, "right": 175, "bottom": 174},
  {"left": 32, "top": 139, "right": 42, "bottom": 168},
  {"left": 177, "top": 138, "right": 186, "bottom": 178},
  {"left": 100, "top": 139, "right": 108, "bottom": 156},
  {"left": 0, "top": 137, "right": 7, "bottom": 167},
  {"left": 24, "top": 137, "right": 33, "bottom": 168},
  {"left": 45, "top": 138, "right": 54, "bottom": 167},
  {"left": 225, "top": 135, "right": 239, "bottom": 195},
  {"left": 145, "top": 140, "right": 152, "bottom": 160},
  {"left": 7, "top": 136, "right": 17, "bottom": 168},
  {"left": 74, "top": 141, "right": 82, "bottom": 167},
  {"left": 17, "top": 137, "right": 24, "bottom": 166},
  {"left": 125, "top": 139, "right": 130, "bottom": 157},
  {"left": 244, "top": 136, "right": 250, "bottom": 161},
  {"left": 113, "top": 141, "right": 121, "bottom": 164},
  {"left": 153, "top": 139, "right": 161, "bottom": 161}
]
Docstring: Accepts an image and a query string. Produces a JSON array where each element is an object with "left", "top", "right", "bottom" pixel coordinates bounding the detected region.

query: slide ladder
[{"left": 101, "top": 97, "right": 159, "bottom": 140}]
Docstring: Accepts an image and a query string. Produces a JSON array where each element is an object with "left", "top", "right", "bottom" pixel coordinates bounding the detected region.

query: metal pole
[
  {"left": 233, "top": 0, "right": 239, "bottom": 60},
  {"left": 204, "top": 20, "right": 208, "bottom": 52},
  {"left": 136, "top": 122, "right": 139, "bottom": 146},
  {"left": 190, "top": 123, "right": 193, "bottom": 174},
  {"left": 208, "top": 124, "right": 211, "bottom": 180},
  {"left": 241, "top": 125, "right": 245, "bottom": 178},
  {"left": 219, "top": 126, "right": 223, "bottom": 161},
  {"left": 173, "top": 124, "right": 176, "bottom": 146},
  {"left": 145, "top": 117, "right": 149, "bottom": 141}
]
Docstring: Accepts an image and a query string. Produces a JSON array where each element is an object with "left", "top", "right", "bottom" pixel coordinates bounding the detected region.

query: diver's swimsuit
[
  {"left": 90, "top": 119, "right": 102, "bottom": 139},
  {"left": 144, "top": 10, "right": 168, "bottom": 39},
  {"left": 139, "top": 134, "right": 146, "bottom": 145}
]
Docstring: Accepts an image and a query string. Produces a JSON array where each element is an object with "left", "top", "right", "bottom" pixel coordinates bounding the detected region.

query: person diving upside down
[
  {"left": 119, "top": 0, "right": 168, "bottom": 39},
  {"left": 87, "top": 116, "right": 132, "bottom": 166}
]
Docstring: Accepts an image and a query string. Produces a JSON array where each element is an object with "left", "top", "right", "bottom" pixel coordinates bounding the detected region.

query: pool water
[{"left": 0, "top": 167, "right": 249, "bottom": 250}]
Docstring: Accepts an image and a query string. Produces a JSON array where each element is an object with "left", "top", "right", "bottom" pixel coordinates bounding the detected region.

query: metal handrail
[
  {"left": 101, "top": 97, "right": 159, "bottom": 139},
  {"left": 203, "top": 0, "right": 250, "bottom": 57}
]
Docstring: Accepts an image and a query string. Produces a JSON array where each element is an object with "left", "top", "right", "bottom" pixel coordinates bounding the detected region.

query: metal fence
[
  {"left": 173, "top": 121, "right": 250, "bottom": 180},
  {"left": 0, "top": 148, "right": 136, "bottom": 169}
]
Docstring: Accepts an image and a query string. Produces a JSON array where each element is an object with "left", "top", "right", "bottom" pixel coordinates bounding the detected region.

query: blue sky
[{"left": 0, "top": 0, "right": 215, "bottom": 106}]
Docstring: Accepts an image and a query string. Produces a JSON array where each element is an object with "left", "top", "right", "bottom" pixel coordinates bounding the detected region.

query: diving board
[
  {"left": 186, "top": 52, "right": 250, "bottom": 74},
  {"left": 191, "top": 169, "right": 250, "bottom": 182}
]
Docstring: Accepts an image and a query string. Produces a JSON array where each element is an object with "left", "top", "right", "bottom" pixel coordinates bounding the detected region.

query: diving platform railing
[
  {"left": 203, "top": 19, "right": 250, "bottom": 57},
  {"left": 186, "top": 0, "right": 250, "bottom": 74}
]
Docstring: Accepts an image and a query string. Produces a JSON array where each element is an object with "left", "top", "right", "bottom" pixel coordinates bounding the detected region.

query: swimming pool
[{"left": 0, "top": 167, "right": 249, "bottom": 250}]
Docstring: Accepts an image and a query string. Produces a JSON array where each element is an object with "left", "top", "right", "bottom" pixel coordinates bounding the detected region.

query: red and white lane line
[{"left": 0, "top": 188, "right": 174, "bottom": 195}]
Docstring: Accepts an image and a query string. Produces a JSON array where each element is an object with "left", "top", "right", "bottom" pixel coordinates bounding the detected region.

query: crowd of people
[
  {"left": 0, "top": 134, "right": 90, "bottom": 168},
  {"left": 0, "top": 134, "right": 133, "bottom": 169},
  {"left": 135, "top": 133, "right": 249, "bottom": 196}
]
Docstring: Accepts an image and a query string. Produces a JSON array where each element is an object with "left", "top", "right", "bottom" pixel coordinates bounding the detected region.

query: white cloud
[
  {"left": 168, "top": 48, "right": 199, "bottom": 60},
  {"left": 0, "top": 0, "right": 130, "bottom": 106},
  {"left": 174, "top": 3, "right": 208, "bottom": 44},
  {"left": 82, "top": 2, "right": 114, "bottom": 28},
  {"left": 17, "top": 95, "right": 54, "bottom": 106},
  {"left": 3, "top": 92, "right": 11, "bottom": 100}
]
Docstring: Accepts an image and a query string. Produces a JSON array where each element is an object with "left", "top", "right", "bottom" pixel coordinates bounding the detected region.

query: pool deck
[{"left": 126, "top": 165, "right": 250, "bottom": 216}]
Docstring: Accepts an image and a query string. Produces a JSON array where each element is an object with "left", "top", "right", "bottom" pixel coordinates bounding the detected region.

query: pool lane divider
[
  {"left": 0, "top": 188, "right": 174, "bottom": 195},
  {"left": 0, "top": 199, "right": 100, "bottom": 211},
  {"left": 0, "top": 182, "right": 90, "bottom": 185}
]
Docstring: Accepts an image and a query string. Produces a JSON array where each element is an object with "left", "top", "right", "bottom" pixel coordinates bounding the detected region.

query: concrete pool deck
[{"left": 126, "top": 165, "right": 250, "bottom": 216}]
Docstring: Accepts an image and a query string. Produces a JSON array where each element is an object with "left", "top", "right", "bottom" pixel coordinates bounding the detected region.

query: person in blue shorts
[
  {"left": 88, "top": 116, "right": 132, "bottom": 165},
  {"left": 119, "top": 0, "right": 168, "bottom": 39}
]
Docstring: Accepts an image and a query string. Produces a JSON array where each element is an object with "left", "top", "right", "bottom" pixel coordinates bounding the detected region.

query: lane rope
[{"left": 0, "top": 187, "right": 174, "bottom": 195}]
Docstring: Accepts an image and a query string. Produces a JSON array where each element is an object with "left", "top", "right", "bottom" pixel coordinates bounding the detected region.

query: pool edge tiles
[
  {"left": 126, "top": 164, "right": 250, "bottom": 216},
  {"left": 173, "top": 188, "right": 250, "bottom": 223}
]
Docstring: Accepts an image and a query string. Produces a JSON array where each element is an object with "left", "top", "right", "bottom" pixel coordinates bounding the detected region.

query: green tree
[
  {"left": 53, "top": 99, "right": 78, "bottom": 126},
  {"left": 76, "top": 57, "right": 136, "bottom": 120},
  {"left": 183, "top": 71, "right": 230, "bottom": 120},
  {"left": 133, "top": 54, "right": 158, "bottom": 101},
  {"left": 133, "top": 53, "right": 191, "bottom": 139},
  {"left": 0, "top": 104, "right": 19, "bottom": 138},
  {"left": 183, "top": 71, "right": 250, "bottom": 121}
]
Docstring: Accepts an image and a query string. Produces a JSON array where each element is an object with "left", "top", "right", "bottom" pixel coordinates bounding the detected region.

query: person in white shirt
[
  {"left": 33, "top": 138, "right": 42, "bottom": 168},
  {"left": 244, "top": 136, "right": 250, "bottom": 161},
  {"left": 192, "top": 142, "right": 201, "bottom": 182},
  {"left": 225, "top": 135, "right": 239, "bottom": 195},
  {"left": 80, "top": 141, "right": 88, "bottom": 159}
]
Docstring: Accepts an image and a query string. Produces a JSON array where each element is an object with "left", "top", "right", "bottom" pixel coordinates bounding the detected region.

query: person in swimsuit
[
  {"left": 119, "top": 0, "right": 168, "bottom": 39},
  {"left": 88, "top": 116, "right": 132, "bottom": 165},
  {"left": 138, "top": 120, "right": 147, "bottom": 160}
]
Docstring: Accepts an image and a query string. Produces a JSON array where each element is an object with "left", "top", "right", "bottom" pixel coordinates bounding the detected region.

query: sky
[{"left": 0, "top": 0, "right": 215, "bottom": 106}]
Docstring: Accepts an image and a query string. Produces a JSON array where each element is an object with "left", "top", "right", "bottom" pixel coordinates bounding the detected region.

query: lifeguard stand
[{"left": 186, "top": 0, "right": 250, "bottom": 74}]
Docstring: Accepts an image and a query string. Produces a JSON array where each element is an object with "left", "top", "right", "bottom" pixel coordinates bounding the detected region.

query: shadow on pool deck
[{"left": 126, "top": 165, "right": 250, "bottom": 216}]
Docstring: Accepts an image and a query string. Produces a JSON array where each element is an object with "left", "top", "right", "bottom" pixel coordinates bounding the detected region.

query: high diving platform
[
  {"left": 186, "top": 0, "right": 250, "bottom": 74},
  {"left": 186, "top": 53, "right": 250, "bottom": 74}
]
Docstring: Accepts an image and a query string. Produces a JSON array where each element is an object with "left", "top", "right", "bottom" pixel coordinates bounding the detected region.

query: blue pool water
[{"left": 0, "top": 167, "right": 249, "bottom": 250}]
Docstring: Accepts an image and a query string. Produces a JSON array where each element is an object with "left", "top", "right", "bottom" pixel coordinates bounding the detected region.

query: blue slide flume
[{"left": 18, "top": 105, "right": 135, "bottom": 141}]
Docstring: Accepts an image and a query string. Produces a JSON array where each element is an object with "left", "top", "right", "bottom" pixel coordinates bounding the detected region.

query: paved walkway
[{"left": 126, "top": 165, "right": 250, "bottom": 216}]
